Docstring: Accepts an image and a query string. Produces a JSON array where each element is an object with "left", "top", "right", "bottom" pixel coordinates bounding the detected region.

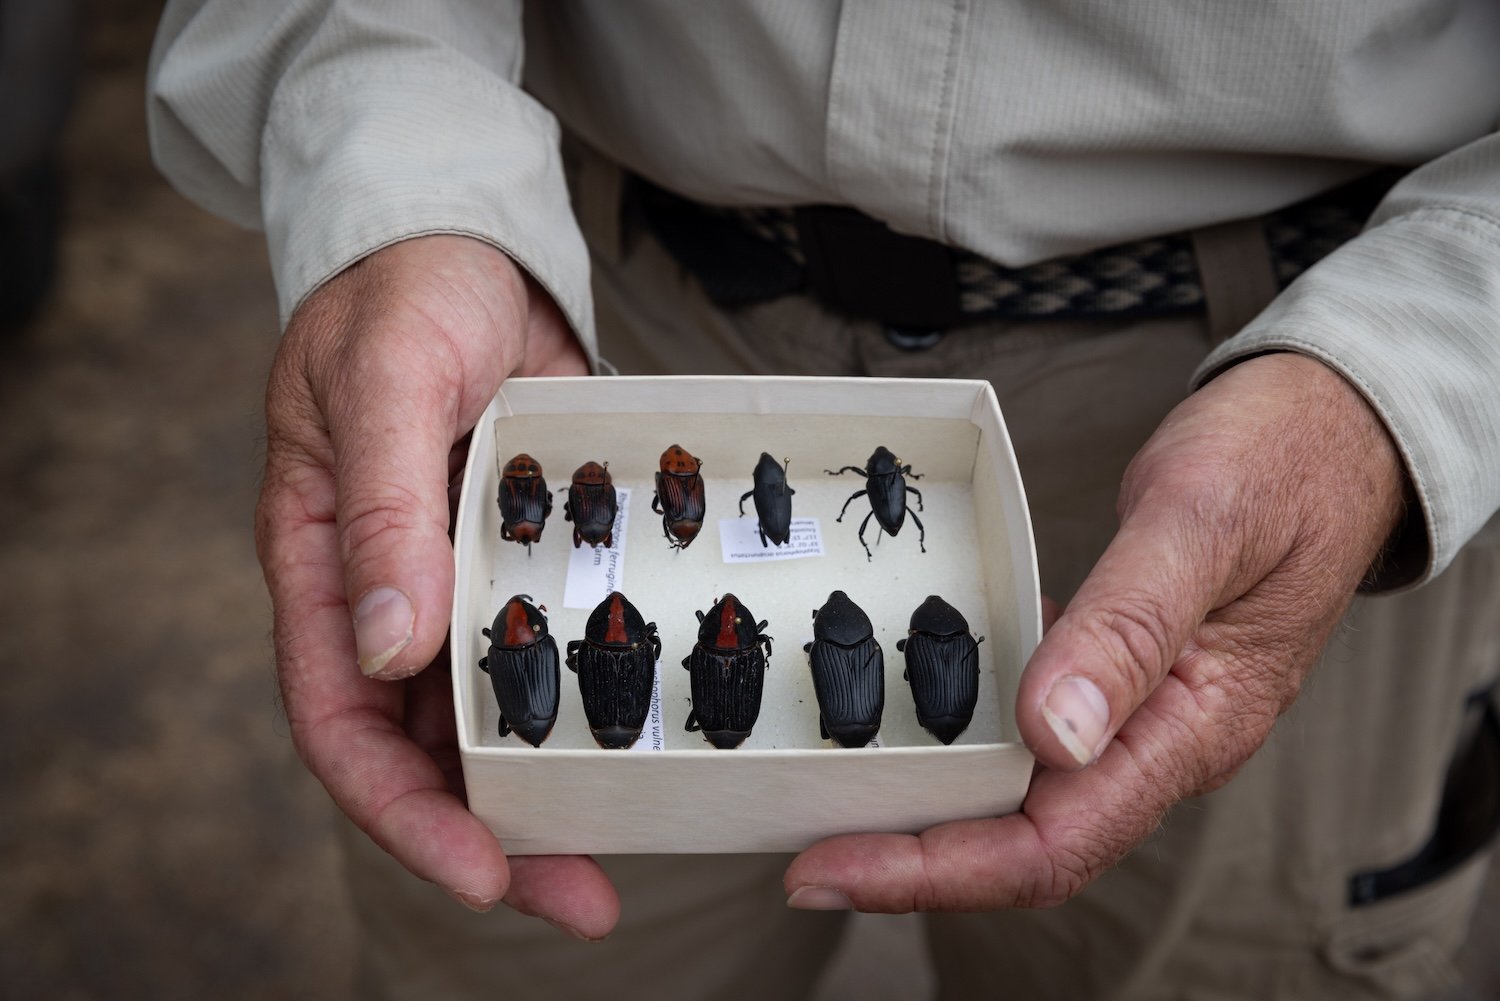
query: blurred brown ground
[{"left": 0, "top": 4, "right": 1494, "bottom": 999}]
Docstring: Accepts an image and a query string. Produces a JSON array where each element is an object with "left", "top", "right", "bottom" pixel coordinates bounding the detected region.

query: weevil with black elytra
[
  {"left": 652, "top": 444, "right": 706, "bottom": 549},
  {"left": 803, "top": 590, "right": 884, "bottom": 748},
  {"left": 683, "top": 594, "right": 772, "bottom": 749},
  {"left": 826, "top": 445, "right": 925, "bottom": 560},
  {"left": 497, "top": 452, "right": 552, "bottom": 554},
  {"left": 739, "top": 452, "right": 794, "bottom": 547},
  {"left": 478, "top": 594, "right": 561, "bottom": 747},
  {"left": 563, "top": 460, "right": 617, "bottom": 548},
  {"left": 896, "top": 595, "right": 985, "bottom": 745},
  {"left": 567, "top": 591, "right": 661, "bottom": 749}
]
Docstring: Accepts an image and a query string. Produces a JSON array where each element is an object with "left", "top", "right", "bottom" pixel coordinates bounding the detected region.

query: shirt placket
[{"left": 824, "top": 0, "right": 970, "bottom": 243}]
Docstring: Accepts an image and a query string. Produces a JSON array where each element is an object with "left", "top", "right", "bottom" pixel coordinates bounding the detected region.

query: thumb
[
  {"left": 1015, "top": 500, "right": 1244, "bottom": 771},
  {"left": 327, "top": 333, "right": 466, "bottom": 679},
  {"left": 300, "top": 278, "right": 516, "bottom": 679}
]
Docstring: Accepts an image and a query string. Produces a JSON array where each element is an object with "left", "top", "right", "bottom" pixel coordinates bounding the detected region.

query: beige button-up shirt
[{"left": 148, "top": 0, "right": 1500, "bottom": 585}]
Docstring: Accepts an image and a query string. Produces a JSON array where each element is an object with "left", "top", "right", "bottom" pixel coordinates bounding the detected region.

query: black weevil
[
  {"left": 563, "top": 460, "right": 618, "bottom": 548},
  {"left": 497, "top": 453, "right": 552, "bottom": 554},
  {"left": 739, "top": 452, "right": 795, "bottom": 547},
  {"left": 826, "top": 446, "right": 925, "bottom": 560},
  {"left": 566, "top": 591, "right": 661, "bottom": 749},
  {"left": 652, "top": 444, "right": 706, "bottom": 549},
  {"left": 478, "top": 594, "right": 561, "bottom": 747},
  {"left": 683, "top": 594, "right": 772, "bottom": 749},
  {"left": 895, "top": 595, "right": 985, "bottom": 745},
  {"left": 803, "top": 590, "right": 884, "bottom": 748}
]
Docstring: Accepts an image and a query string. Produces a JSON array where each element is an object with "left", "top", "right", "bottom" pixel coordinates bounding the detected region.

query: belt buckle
[{"left": 794, "top": 206, "right": 962, "bottom": 329}]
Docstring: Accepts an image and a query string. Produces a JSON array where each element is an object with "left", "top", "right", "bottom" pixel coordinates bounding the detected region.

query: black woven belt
[{"left": 636, "top": 171, "right": 1397, "bottom": 328}]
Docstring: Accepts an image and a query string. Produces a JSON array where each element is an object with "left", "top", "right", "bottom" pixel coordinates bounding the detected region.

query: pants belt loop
[{"left": 1191, "top": 218, "right": 1281, "bottom": 346}]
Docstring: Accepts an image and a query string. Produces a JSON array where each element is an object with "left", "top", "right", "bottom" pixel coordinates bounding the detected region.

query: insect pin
[
  {"left": 563, "top": 460, "right": 618, "bottom": 548},
  {"left": 803, "top": 590, "right": 884, "bottom": 748},
  {"left": 683, "top": 594, "right": 772, "bottom": 749},
  {"left": 497, "top": 453, "right": 552, "bottom": 554},
  {"left": 566, "top": 592, "right": 661, "bottom": 749},
  {"left": 652, "top": 444, "right": 706, "bottom": 549},
  {"left": 895, "top": 595, "right": 985, "bottom": 745},
  {"left": 826, "top": 446, "right": 925, "bottom": 561},
  {"left": 478, "top": 594, "right": 561, "bottom": 747},
  {"left": 739, "top": 452, "right": 794, "bottom": 547}
]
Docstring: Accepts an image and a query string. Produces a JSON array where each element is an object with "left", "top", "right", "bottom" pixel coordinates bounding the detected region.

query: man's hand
[
  {"left": 784, "top": 352, "right": 1407, "bottom": 911},
  {"left": 256, "top": 235, "right": 618, "bottom": 938}
]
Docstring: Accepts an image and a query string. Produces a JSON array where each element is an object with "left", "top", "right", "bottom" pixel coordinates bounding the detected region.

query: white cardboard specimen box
[{"left": 451, "top": 376, "right": 1041, "bottom": 854}]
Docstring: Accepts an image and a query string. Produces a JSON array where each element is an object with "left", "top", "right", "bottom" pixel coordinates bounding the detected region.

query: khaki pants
[{"left": 342, "top": 157, "right": 1500, "bottom": 1000}]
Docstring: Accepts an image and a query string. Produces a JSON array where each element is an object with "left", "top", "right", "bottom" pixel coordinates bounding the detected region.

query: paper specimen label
[
  {"left": 563, "top": 487, "right": 630, "bottom": 609},
  {"left": 627, "top": 662, "right": 665, "bottom": 752},
  {"left": 719, "top": 517, "right": 824, "bottom": 563}
]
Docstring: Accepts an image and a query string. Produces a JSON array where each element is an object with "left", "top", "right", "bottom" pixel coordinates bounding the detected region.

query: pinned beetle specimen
[
  {"left": 739, "top": 452, "right": 795, "bottom": 547},
  {"left": 826, "top": 446, "right": 925, "bottom": 561},
  {"left": 652, "top": 444, "right": 706, "bottom": 549},
  {"left": 478, "top": 594, "right": 561, "bottom": 747},
  {"left": 896, "top": 595, "right": 985, "bottom": 745},
  {"left": 682, "top": 594, "right": 772, "bottom": 749},
  {"left": 566, "top": 591, "right": 661, "bottom": 749},
  {"left": 563, "top": 460, "right": 618, "bottom": 548},
  {"left": 497, "top": 453, "right": 552, "bottom": 553},
  {"left": 802, "top": 590, "right": 884, "bottom": 748}
]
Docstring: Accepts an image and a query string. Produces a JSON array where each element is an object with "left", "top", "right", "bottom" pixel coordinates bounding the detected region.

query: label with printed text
[
  {"left": 562, "top": 487, "right": 630, "bottom": 609},
  {"left": 627, "top": 662, "right": 665, "bottom": 752},
  {"left": 719, "top": 517, "right": 824, "bottom": 563}
]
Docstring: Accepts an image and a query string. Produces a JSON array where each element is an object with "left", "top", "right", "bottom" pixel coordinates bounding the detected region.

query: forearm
[
  {"left": 147, "top": 0, "right": 596, "bottom": 358},
  {"left": 1196, "top": 132, "right": 1500, "bottom": 589}
]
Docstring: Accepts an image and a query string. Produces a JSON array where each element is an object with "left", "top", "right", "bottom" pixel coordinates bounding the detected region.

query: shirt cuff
[
  {"left": 1193, "top": 208, "right": 1500, "bottom": 591},
  {"left": 261, "top": 55, "right": 596, "bottom": 363}
]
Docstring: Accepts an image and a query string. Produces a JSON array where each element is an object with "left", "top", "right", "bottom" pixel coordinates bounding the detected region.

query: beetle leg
[
  {"left": 738, "top": 489, "right": 753, "bottom": 516},
  {"left": 651, "top": 492, "right": 663, "bottom": 514},
  {"left": 902, "top": 465, "right": 924, "bottom": 480},
  {"left": 604, "top": 529, "right": 614, "bottom": 548},
  {"left": 685, "top": 709, "right": 701, "bottom": 732},
  {"left": 895, "top": 638, "right": 907, "bottom": 652},
  {"left": 695, "top": 609, "right": 706, "bottom": 623},
  {"left": 498, "top": 714, "right": 512, "bottom": 738},
  {"left": 544, "top": 491, "right": 553, "bottom": 517},
  {"left": 647, "top": 628, "right": 662, "bottom": 660},
  {"left": 478, "top": 656, "right": 489, "bottom": 673},
  {"left": 482, "top": 627, "right": 492, "bottom": 638},
  {"left": 501, "top": 524, "right": 514, "bottom": 541},
  {"left": 563, "top": 501, "right": 573, "bottom": 522},
  {"left": 802, "top": 640, "right": 813, "bottom": 653},
  {"left": 824, "top": 465, "right": 867, "bottom": 477},
  {"left": 857, "top": 510, "right": 876, "bottom": 561},
  {"left": 906, "top": 484, "right": 925, "bottom": 511},
  {"left": 759, "top": 524, "right": 768, "bottom": 548},
  {"left": 835, "top": 489, "right": 866, "bottom": 523},
  {"left": 761, "top": 633, "right": 774, "bottom": 658},
  {"left": 572, "top": 526, "right": 582, "bottom": 548},
  {"left": 909, "top": 508, "right": 927, "bottom": 553},
  {"left": 681, "top": 655, "right": 691, "bottom": 670},
  {"left": 565, "top": 640, "right": 581, "bottom": 673},
  {"left": 819, "top": 716, "right": 829, "bottom": 741}
]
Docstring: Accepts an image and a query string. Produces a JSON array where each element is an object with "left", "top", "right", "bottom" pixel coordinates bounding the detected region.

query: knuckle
[
  {"left": 338, "top": 483, "right": 441, "bottom": 564},
  {"left": 1079, "top": 597, "right": 1176, "bottom": 692}
]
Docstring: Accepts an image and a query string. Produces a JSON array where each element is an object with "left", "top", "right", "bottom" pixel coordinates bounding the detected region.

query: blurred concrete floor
[{"left": 0, "top": 4, "right": 1494, "bottom": 1000}]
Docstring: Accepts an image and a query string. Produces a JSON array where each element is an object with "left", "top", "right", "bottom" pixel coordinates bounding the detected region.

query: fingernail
[
  {"left": 1042, "top": 675, "right": 1111, "bottom": 766},
  {"left": 545, "top": 918, "right": 598, "bottom": 942},
  {"left": 443, "top": 887, "right": 498, "bottom": 913},
  {"left": 787, "top": 885, "right": 852, "bottom": 911},
  {"left": 355, "top": 586, "right": 414, "bottom": 677}
]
